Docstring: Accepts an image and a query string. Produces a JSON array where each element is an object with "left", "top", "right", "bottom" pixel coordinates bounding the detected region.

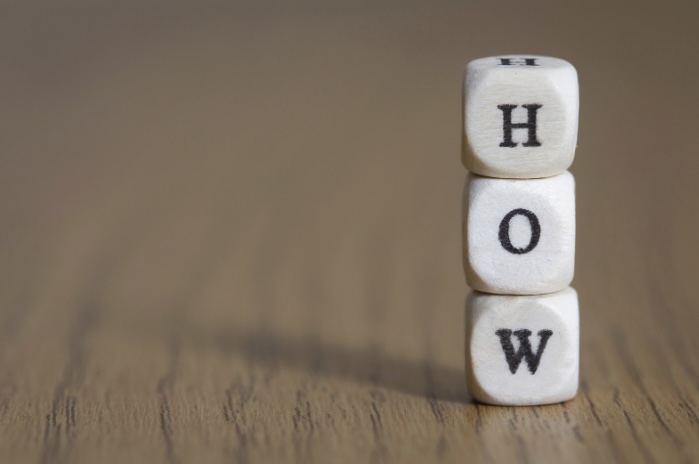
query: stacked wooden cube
[{"left": 462, "top": 55, "right": 579, "bottom": 406}]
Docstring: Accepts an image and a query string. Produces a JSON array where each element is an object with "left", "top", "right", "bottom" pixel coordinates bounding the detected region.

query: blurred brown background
[{"left": 1, "top": 2, "right": 698, "bottom": 463}]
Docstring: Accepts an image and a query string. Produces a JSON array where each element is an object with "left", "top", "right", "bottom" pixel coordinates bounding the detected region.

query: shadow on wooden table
[{"left": 185, "top": 326, "right": 471, "bottom": 404}]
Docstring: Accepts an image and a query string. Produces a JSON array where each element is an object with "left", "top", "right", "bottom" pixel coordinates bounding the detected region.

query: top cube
[{"left": 462, "top": 55, "right": 578, "bottom": 179}]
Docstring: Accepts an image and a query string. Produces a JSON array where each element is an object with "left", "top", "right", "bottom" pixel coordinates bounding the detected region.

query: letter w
[{"left": 495, "top": 329, "right": 553, "bottom": 374}]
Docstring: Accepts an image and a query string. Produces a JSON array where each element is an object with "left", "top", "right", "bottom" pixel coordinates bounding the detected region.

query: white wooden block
[
  {"left": 465, "top": 287, "right": 579, "bottom": 406},
  {"left": 462, "top": 55, "right": 578, "bottom": 178},
  {"left": 463, "top": 171, "right": 575, "bottom": 295}
]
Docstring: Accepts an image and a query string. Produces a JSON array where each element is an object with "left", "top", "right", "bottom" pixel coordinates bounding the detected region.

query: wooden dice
[
  {"left": 462, "top": 55, "right": 579, "bottom": 179},
  {"left": 465, "top": 288, "right": 579, "bottom": 406},
  {"left": 463, "top": 172, "right": 575, "bottom": 295},
  {"left": 461, "top": 55, "right": 579, "bottom": 406}
]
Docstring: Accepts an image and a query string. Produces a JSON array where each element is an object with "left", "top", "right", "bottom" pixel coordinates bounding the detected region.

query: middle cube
[{"left": 463, "top": 171, "right": 575, "bottom": 295}]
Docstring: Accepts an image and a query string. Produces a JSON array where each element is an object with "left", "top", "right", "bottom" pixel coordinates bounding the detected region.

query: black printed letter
[
  {"left": 495, "top": 329, "right": 553, "bottom": 374},
  {"left": 498, "top": 104, "right": 542, "bottom": 148},
  {"left": 498, "top": 208, "right": 540, "bottom": 254},
  {"left": 498, "top": 58, "right": 538, "bottom": 66}
]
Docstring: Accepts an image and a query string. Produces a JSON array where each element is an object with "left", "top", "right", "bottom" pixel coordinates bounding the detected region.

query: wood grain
[{"left": 1, "top": 2, "right": 698, "bottom": 463}]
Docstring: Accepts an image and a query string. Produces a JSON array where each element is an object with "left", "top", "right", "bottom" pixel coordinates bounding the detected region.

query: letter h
[
  {"left": 499, "top": 58, "right": 538, "bottom": 66},
  {"left": 498, "top": 104, "right": 543, "bottom": 148}
]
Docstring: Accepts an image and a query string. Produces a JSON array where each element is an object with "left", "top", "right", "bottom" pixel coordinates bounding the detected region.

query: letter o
[{"left": 498, "top": 208, "right": 541, "bottom": 254}]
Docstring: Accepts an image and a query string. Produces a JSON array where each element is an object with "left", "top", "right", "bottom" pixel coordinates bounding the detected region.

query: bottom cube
[{"left": 465, "top": 288, "right": 579, "bottom": 406}]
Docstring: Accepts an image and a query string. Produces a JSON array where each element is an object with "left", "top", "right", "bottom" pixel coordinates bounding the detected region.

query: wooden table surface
[{"left": 2, "top": 2, "right": 698, "bottom": 463}]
